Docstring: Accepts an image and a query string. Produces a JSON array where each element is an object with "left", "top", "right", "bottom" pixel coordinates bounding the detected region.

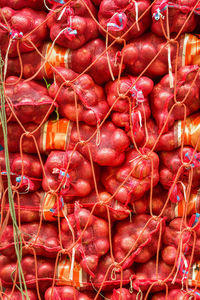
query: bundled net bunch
[{"left": 1, "top": 0, "right": 200, "bottom": 299}]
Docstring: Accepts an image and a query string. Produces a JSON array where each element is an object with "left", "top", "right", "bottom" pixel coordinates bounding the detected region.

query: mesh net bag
[
  {"left": 123, "top": 32, "right": 200, "bottom": 78},
  {"left": 132, "top": 185, "right": 200, "bottom": 222},
  {"left": 150, "top": 65, "right": 200, "bottom": 133},
  {"left": 90, "top": 254, "right": 135, "bottom": 290},
  {"left": 151, "top": 0, "right": 198, "bottom": 37},
  {"left": 133, "top": 258, "right": 175, "bottom": 292},
  {"left": 0, "top": 222, "right": 60, "bottom": 258},
  {"left": 0, "top": 121, "right": 45, "bottom": 153},
  {"left": 0, "top": 119, "right": 130, "bottom": 167},
  {"left": 122, "top": 32, "right": 177, "bottom": 78},
  {"left": 44, "top": 286, "right": 94, "bottom": 300},
  {"left": 7, "top": 40, "right": 123, "bottom": 84},
  {"left": 0, "top": 190, "right": 74, "bottom": 223},
  {"left": 1, "top": 289, "right": 38, "bottom": 300},
  {"left": 156, "top": 112, "right": 200, "bottom": 151},
  {"left": 102, "top": 148, "right": 159, "bottom": 204},
  {"left": 151, "top": 289, "right": 200, "bottom": 300},
  {"left": 126, "top": 118, "right": 159, "bottom": 150},
  {"left": 159, "top": 147, "right": 200, "bottom": 203},
  {"left": 0, "top": 7, "right": 48, "bottom": 57},
  {"left": 42, "top": 150, "right": 99, "bottom": 199},
  {"left": 98, "top": 0, "right": 151, "bottom": 41},
  {"left": 0, "top": 255, "right": 55, "bottom": 290},
  {"left": 77, "top": 187, "right": 131, "bottom": 221},
  {"left": 4, "top": 76, "right": 56, "bottom": 124},
  {"left": 61, "top": 205, "right": 109, "bottom": 276},
  {"left": 113, "top": 214, "right": 165, "bottom": 268},
  {"left": 46, "top": 0, "right": 99, "bottom": 49},
  {"left": 162, "top": 216, "right": 200, "bottom": 264},
  {"left": 105, "top": 288, "right": 137, "bottom": 300},
  {"left": 133, "top": 257, "right": 200, "bottom": 293},
  {"left": 48, "top": 67, "right": 109, "bottom": 126},
  {"left": 70, "top": 120, "right": 130, "bottom": 166},
  {"left": 105, "top": 76, "right": 153, "bottom": 132},
  {"left": 0, "top": 253, "right": 135, "bottom": 291},
  {"left": 0, "top": 119, "right": 73, "bottom": 153},
  {"left": 0, "top": 151, "right": 43, "bottom": 192}
]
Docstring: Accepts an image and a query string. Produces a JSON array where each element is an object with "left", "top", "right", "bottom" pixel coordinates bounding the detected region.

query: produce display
[{"left": 1, "top": 0, "right": 200, "bottom": 299}]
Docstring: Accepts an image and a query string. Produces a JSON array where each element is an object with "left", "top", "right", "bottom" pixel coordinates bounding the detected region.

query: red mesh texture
[
  {"left": 61, "top": 206, "right": 109, "bottom": 276},
  {"left": 0, "top": 191, "right": 75, "bottom": 223},
  {"left": 106, "top": 288, "right": 137, "bottom": 300},
  {"left": 98, "top": 0, "right": 151, "bottom": 41},
  {"left": 132, "top": 185, "right": 169, "bottom": 216},
  {"left": 155, "top": 112, "right": 200, "bottom": 151},
  {"left": 0, "top": 255, "right": 55, "bottom": 290},
  {"left": 0, "top": 119, "right": 130, "bottom": 164},
  {"left": 0, "top": 7, "right": 48, "bottom": 57},
  {"left": 70, "top": 121, "right": 130, "bottom": 166},
  {"left": 150, "top": 65, "right": 200, "bottom": 133},
  {"left": 42, "top": 150, "right": 99, "bottom": 198},
  {"left": 152, "top": 289, "right": 200, "bottom": 300},
  {"left": 4, "top": 76, "right": 56, "bottom": 124},
  {"left": 0, "top": 122, "right": 43, "bottom": 153},
  {"left": 113, "top": 215, "right": 165, "bottom": 268},
  {"left": 0, "top": 151, "right": 42, "bottom": 192},
  {"left": 0, "top": 120, "right": 71, "bottom": 153},
  {"left": 52, "top": 38, "right": 123, "bottom": 85},
  {"left": 133, "top": 185, "right": 200, "bottom": 221},
  {"left": 1, "top": 191, "right": 43, "bottom": 223},
  {"left": 0, "top": 0, "right": 45, "bottom": 10},
  {"left": 92, "top": 254, "right": 135, "bottom": 289},
  {"left": 0, "top": 254, "right": 111, "bottom": 291},
  {"left": 7, "top": 40, "right": 124, "bottom": 84},
  {"left": 2, "top": 289, "right": 38, "bottom": 300},
  {"left": 0, "top": 254, "right": 134, "bottom": 290},
  {"left": 162, "top": 217, "right": 200, "bottom": 263},
  {"left": 151, "top": 0, "right": 198, "bottom": 37},
  {"left": 122, "top": 32, "right": 178, "bottom": 78},
  {"left": 105, "top": 76, "right": 153, "bottom": 132},
  {"left": 159, "top": 147, "right": 200, "bottom": 203},
  {"left": 78, "top": 187, "right": 131, "bottom": 221},
  {"left": 0, "top": 222, "right": 60, "bottom": 258},
  {"left": 133, "top": 259, "right": 175, "bottom": 292},
  {"left": 126, "top": 118, "right": 159, "bottom": 150},
  {"left": 44, "top": 286, "right": 94, "bottom": 300},
  {"left": 102, "top": 148, "right": 159, "bottom": 204},
  {"left": 48, "top": 67, "right": 109, "bottom": 125},
  {"left": 47, "top": 0, "right": 99, "bottom": 49},
  {"left": 6, "top": 45, "right": 45, "bottom": 80}
]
